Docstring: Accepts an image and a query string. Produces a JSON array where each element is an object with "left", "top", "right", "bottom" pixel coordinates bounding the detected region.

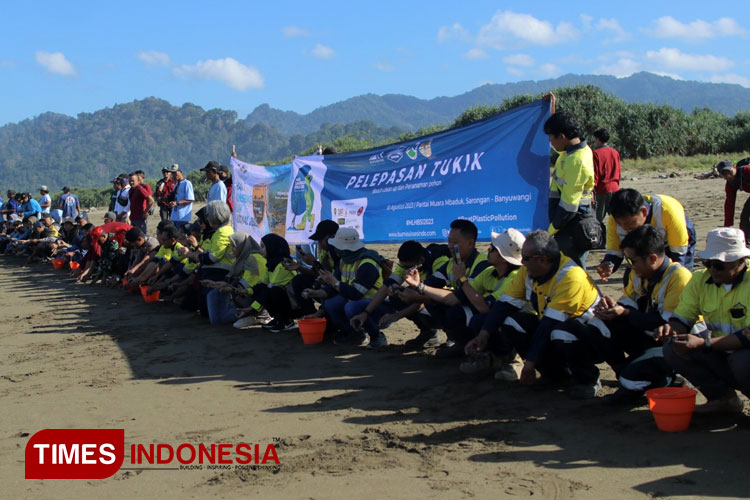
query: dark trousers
[
  {"left": 290, "top": 274, "right": 317, "bottom": 316},
  {"left": 159, "top": 206, "right": 171, "bottom": 222},
  {"left": 264, "top": 286, "right": 295, "bottom": 323},
  {"left": 663, "top": 344, "right": 750, "bottom": 400},
  {"left": 740, "top": 197, "right": 750, "bottom": 244},
  {"left": 489, "top": 312, "right": 569, "bottom": 381},
  {"left": 550, "top": 319, "right": 620, "bottom": 385}
]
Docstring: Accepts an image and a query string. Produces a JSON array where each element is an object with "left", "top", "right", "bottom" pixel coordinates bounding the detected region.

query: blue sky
[{"left": 1, "top": 1, "right": 748, "bottom": 126}]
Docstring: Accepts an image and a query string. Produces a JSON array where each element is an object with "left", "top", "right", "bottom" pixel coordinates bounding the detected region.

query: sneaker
[
  {"left": 268, "top": 320, "right": 296, "bottom": 333},
  {"left": 334, "top": 331, "right": 367, "bottom": 346},
  {"left": 694, "top": 392, "right": 744, "bottom": 414},
  {"left": 262, "top": 319, "right": 279, "bottom": 330},
  {"left": 494, "top": 363, "right": 520, "bottom": 382},
  {"left": 233, "top": 316, "right": 259, "bottom": 329},
  {"left": 459, "top": 352, "right": 501, "bottom": 374},
  {"left": 255, "top": 309, "right": 272, "bottom": 326},
  {"left": 404, "top": 329, "right": 441, "bottom": 351},
  {"left": 366, "top": 332, "right": 388, "bottom": 349},
  {"left": 569, "top": 379, "right": 602, "bottom": 400}
]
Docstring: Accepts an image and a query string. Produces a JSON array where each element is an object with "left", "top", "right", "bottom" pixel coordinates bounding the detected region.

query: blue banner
[{"left": 283, "top": 100, "right": 550, "bottom": 244}]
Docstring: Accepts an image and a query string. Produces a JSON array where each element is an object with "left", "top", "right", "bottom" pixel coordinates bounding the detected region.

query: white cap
[
  {"left": 697, "top": 227, "right": 750, "bottom": 262},
  {"left": 329, "top": 227, "right": 364, "bottom": 251},
  {"left": 491, "top": 228, "right": 525, "bottom": 266}
]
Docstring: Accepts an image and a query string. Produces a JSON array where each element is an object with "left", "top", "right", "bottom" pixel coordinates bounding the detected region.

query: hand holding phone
[{"left": 453, "top": 244, "right": 461, "bottom": 264}]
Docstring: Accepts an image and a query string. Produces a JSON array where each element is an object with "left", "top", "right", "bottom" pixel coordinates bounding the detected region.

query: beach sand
[{"left": 1, "top": 173, "right": 748, "bottom": 499}]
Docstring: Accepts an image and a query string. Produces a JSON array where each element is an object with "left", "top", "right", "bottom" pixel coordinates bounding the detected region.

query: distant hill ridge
[{"left": 245, "top": 72, "right": 750, "bottom": 134}]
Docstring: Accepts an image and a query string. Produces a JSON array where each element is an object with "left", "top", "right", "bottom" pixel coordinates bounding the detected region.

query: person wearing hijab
[{"left": 202, "top": 232, "right": 267, "bottom": 326}]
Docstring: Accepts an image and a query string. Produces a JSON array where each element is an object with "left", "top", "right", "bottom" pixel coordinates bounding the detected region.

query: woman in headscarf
[
  {"left": 203, "top": 232, "right": 267, "bottom": 326},
  {"left": 178, "top": 201, "right": 234, "bottom": 316},
  {"left": 245, "top": 233, "right": 299, "bottom": 332}
]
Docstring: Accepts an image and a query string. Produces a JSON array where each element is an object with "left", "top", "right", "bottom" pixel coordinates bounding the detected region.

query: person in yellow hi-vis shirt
[
  {"left": 543, "top": 96, "right": 596, "bottom": 268},
  {"left": 597, "top": 188, "right": 696, "bottom": 282},
  {"left": 464, "top": 230, "right": 605, "bottom": 399},
  {"left": 657, "top": 227, "right": 750, "bottom": 414}
]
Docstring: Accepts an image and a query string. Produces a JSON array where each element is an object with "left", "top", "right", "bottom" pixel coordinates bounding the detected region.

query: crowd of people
[{"left": 0, "top": 102, "right": 748, "bottom": 415}]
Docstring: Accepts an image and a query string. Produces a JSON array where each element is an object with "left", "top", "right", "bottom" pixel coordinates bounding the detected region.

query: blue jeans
[{"left": 206, "top": 289, "right": 237, "bottom": 325}]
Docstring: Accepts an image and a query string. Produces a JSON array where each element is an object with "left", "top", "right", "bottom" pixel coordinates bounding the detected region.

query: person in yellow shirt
[
  {"left": 544, "top": 109, "right": 596, "bottom": 268},
  {"left": 464, "top": 230, "right": 603, "bottom": 399},
  {"left": 400, "top": 230, "right": 525, "bottom": 379},
  {"left": 657, "top": 227, "right": 750, "bottom": 414},
  {"left": 591, "top": 226, "right": 692, "bottom": 405},
  {"left": 597, "top": 188, "right": 696, "bottom": 282}
]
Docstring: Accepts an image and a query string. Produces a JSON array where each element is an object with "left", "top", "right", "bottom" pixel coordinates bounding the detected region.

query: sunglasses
[
  {"left": 623, "top": 256, "right": 644, "bottom": 267},
  {"left": 703, "top": 259, "right": 728, "bottom": 271}
]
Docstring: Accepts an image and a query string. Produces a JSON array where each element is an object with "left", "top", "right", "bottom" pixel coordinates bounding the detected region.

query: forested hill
[
  {"left": 245, "top": 72, "right": 750, "bottom": 135},
  {"left": 3, "top": 73, "right": 750, "bottom": 192}
]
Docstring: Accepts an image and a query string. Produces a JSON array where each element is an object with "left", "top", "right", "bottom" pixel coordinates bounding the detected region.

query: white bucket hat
[
  {"left": 697, "top": 227, "right": 750, "bottom": 262},
  {"left": 329, "top": 227, "right": 364, "bottom": 251},
  {"left": 491, "top": 228, "right": 525, "bottom": 266}
]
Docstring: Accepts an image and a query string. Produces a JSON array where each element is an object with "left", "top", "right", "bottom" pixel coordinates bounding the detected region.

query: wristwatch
[{"left": 459, "top": 276, "right": 468, "bottom": 284}]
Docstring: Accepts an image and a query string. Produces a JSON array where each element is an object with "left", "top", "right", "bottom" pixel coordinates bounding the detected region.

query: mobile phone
[{"left": 453, "top": 244, "right": 461, "bottom": 264}]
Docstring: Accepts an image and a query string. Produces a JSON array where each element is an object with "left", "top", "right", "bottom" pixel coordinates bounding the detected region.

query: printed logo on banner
[
  {"left": 418, "top": 140, "right": 433, "bottom": 158},
  {"left": 386, "top": 147, "right": 405, "bottom": 163},
  {"left": 406, "top": 146, "right": 418, "bottom": 160},
  {"left": 369, "top": 152, "right": 385, "bottom": 166}
]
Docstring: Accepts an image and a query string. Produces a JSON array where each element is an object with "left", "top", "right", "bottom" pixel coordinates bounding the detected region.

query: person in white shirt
[{"left": 114, "top": 176, "right": 131, "bottom": 222}]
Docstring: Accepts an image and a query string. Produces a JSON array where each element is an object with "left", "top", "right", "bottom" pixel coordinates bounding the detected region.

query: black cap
[
  {"left": 201, "top": 161, "right": 220, "bottom": 173},
  {"left": 309, "top": 219, "right": 339, "bottom": 241},
  {"left": 716, "top": 160, "right": 734, "bottom": 174},
  {"left": 219, "top": 164, "right": 230, "bottom": 173}
]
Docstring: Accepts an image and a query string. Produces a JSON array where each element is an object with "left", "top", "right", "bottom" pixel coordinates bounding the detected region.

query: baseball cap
[
  {"left": 200, "top": 161, "right": 220, "bottom": 173},
  {"left": 103, "top": 211, "right": 116, "bottom": 220},
  {"left": 40, "top": 185, "right": 48, "bottom": 192},
  {"left": 219, "top": 164, "right": 230, "bottom": 173},
  {"left": 309, "top": 220, "right": 339, "bottom": 241},
  {"left": 715, "top": 160, "right": 734, "bottom": 174}
]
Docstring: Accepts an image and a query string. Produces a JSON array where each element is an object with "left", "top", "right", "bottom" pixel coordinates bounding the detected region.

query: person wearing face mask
[{"left": 657, "top": 227, "right": 750, "bottom": 414}]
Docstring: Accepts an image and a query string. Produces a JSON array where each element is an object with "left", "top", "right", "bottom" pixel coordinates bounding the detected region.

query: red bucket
[
  {"left": 52, "top": 258, "right": 66, "bottom": 270},
  {"left": 298, "top": 318, "right": 326, "bottom": 344},
  {"left": 140, "top": 285, "right": 160, "bottom": 303},
  {"left": 69, "top": 261, "right": 80, "bottom": 270},
  {"left": 646, "top": 387, "right": 697, "bottom": 432}
]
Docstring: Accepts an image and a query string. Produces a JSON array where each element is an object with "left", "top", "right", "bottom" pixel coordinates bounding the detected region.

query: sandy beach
[{"left": 1, "top": 173, "right": 748, "bottom": 499}]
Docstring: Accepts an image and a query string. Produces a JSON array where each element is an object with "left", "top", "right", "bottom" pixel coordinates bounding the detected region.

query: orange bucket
[
  {"left": 140, "top": 285, "right": 160, "bottom": 303},
  {"left": 69, "top": 261, "right": 80, "bottom": 270},
  {"left": 646, "top": 387, "right": 697, "bottom": 432},
  {"left": 52, "top": 258, "right": 66, "bottom": 270},
  {"left": 298, "top": 318, "right": 326, "bottom": 344}
]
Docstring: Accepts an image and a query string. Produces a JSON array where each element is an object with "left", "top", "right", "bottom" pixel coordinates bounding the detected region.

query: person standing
[
  {"left": 592, "top": 128, "right": 621, "bottom": 226},
  {"left": 169, "top": 165, "right": 194, "bottom": 230},
  {"left": 39, "top": 186, "right": 52, "bottom": 213},
  {"left": 128, "top": 172, "right": 154, "bottom": 233},
  {"left": 114, "top": 176, "right": 131, "bottom": 223},
  {"left": 717, "top": 159, "right": 750, "bottom": 243},
  {"left": 219, "top": 164, "right": 233, "bottom": 212},
  {"left": 58, "top": 186, "right": 81, "bottom": 218},
  {"left": 543, "top": 96, "right": 596, "bottom": 268},
  {"left": 155, "top": 166, "right": 176, "bottom": 222},
  {"left": 202, "top": 161, "right": 227, "bottom": 204}
]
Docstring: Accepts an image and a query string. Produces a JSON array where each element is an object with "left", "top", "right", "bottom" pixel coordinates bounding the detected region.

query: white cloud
[
  {"left": 137, "top": 50, "right": 170, "bottom": 67},
  {"left": 596, "top": 58, "right": 642, "bottom": 77},
  {"left": 597, "top": 18, "right": 630, "bottom": 43},
  {"left": 503, "top": 53, "right": 535, "bottom": 66},
  {"left": 580, "top": 14, "right": 593, "bottom": 30},
  {"left": 35, "top": 51, "right": 76, "bottom": 76},
  {"left": 709, "top": 73, "right": 750, "bottom": 88},
  {"left": 538, "top": 63, "right": 561, "bottom": 78},
  {"left": 310, "top": 43, "right": 335, "bottom": 60},
  {"left": 464, "top": 48, "right": 489, "bottom": 60},
  {"left": 507, "top": 67, "right": 524, "bottom": 76},
  {"left": 648, "top": 16, "right": 743, "bottom": 40},
  {"left": 283, "top": 26, "right": 309, "bottom": 38},
  {"left": 437, "top": 23, "right": 471, "bottom": 43},
  {"left": 374, "top": 62, "right": 395, "bottom": 72},
  {"left": 477, "top": 10, "right": 579, "bottom": 49},
  {"left": 646, "top": 47, "right": 733, "bottom": 71},
  {"left": 173, "top": 58, "right": 264, "bottom": 91}
]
